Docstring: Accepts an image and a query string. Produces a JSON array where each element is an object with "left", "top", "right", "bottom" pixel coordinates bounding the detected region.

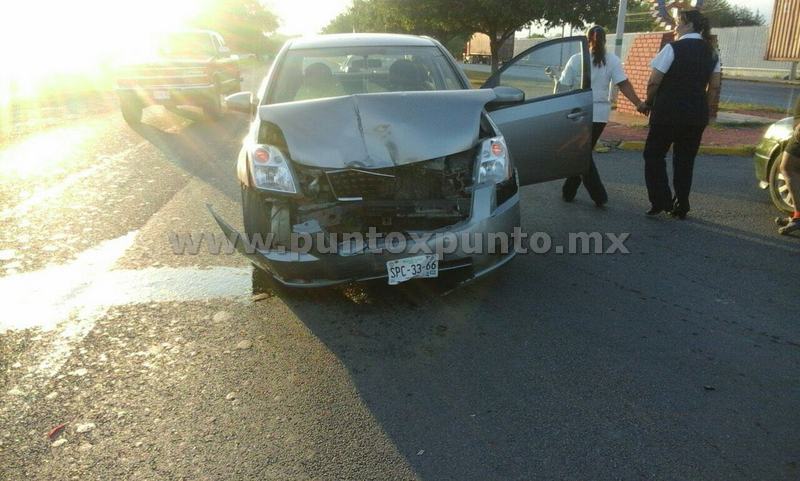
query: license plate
[
  {"left": 386, "top": 254, "right": 438, "bottom": 285},
  {"left": 153, "top": 90, "right": 170, "bottom": 100}
]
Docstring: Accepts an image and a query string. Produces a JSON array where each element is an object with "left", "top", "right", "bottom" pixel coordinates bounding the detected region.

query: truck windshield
[
  {"left": 269, "top": 46, "right": 465, "bottom": 104},
  {"left": 159, "top": 33, "right": 215, "bottom": 57}
]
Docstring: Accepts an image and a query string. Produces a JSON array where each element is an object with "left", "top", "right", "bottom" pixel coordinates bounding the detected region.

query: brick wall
[
  {"left": 617, "top": 32, "right": 720, "bottom": 119},
  {"left": 618, "top": 32, "right": 674, "bottom": 116}
]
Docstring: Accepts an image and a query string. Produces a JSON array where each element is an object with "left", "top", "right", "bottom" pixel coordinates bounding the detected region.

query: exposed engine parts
[{"left": 290, "top": 148, "right": 478, "bottom": 235}]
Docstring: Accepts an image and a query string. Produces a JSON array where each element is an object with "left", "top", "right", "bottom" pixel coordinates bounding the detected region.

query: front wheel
[
  {"left": 768, "top": 151, "right": 795, "bottom": 214},
  {"left": 242, "top": 186, "right": 274, "bottom": 292}
]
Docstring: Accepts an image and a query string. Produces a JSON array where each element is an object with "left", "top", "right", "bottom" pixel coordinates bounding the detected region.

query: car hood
[{"left": 258, "top": 90, "right": 498, "bottom": 169}]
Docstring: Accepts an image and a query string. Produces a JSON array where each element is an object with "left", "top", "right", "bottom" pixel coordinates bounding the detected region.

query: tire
[
  {"left": 242, "top": 186, "right": 271, "bottom": 245},
  {"left": 768, "top": 151, "right": 795, "bottom": 214},
  {"left": 242, "top": 187, "right": 293, "bottom": 289},
  {"left": 242, "top": 186, "right": 274, "bottom": 292},
  {"left": 204, "top": 83, "right": 224, "bottom": 120},
  {"left": 120, "top": 98, "right": 142, "bottom": 125}
]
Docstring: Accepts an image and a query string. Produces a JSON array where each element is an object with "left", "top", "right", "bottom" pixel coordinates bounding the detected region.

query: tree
[
  {"left": 323, "top": 0, "right": 408, "bottom": 34},
  {"left": 322, "top": 0, "right": 470, "bottom": 42},
  {"left": 703, "top": 0, "right": 765, "bottom": 27},
  {"left": 322, "top": 0, "right": 625, "bottom": 72},
  {"left": 190, "top": 0, "right": 280, "bottom": 53},
  {"left": 604, "top": 0, "right": 663, "bottom": 34}
]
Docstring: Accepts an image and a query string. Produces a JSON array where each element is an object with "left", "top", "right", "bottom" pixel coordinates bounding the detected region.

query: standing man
[
  {"left": 776, "top": 97, "right": 800, "bottom": 235},
  {"left": 639, "top": 9, "right": 722, "bottom": 219}
]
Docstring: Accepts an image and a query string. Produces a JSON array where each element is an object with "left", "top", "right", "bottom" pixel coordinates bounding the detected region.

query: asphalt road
[
  {"left": 1, "top": 83, "right": 799, "bottom": 480},
  {"left": 460, "top": 62, "right": 800, "bottom": 112}
]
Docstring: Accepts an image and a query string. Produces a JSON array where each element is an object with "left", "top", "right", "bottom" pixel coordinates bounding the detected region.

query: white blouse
[{"left": 560, "top": 52, "right": 627, "bottom": 123}]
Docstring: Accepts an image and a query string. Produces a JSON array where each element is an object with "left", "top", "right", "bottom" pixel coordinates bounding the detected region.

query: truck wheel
[
  {"left": 121, "top": 99, "right": 142, "bottom": 125},
  {"left": 205, "top": 83, "right": 224, "bottom": 120},
  {"left": 768, "top": 151, "right": 795, "bottom": 214}
]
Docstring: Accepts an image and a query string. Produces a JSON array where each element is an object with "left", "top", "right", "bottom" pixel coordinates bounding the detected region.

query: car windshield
[
  {"left": 158, "top": 33, "right": 216, "bottom": 57},
  {"left": 269, "top": 45, "right": 464, "bottom": 104}
]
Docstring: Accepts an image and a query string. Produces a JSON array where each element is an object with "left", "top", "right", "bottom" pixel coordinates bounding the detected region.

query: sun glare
[{"left": 1, "top": 0, "right": 202, "bottom": 104}]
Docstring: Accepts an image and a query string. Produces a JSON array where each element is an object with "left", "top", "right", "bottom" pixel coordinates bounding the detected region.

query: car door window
[
  {"left": 480, "top": 37, "right": 592, "bottom": 186},
  {"left": 492, "top": 40, "right": 586, "bottom": 101}
]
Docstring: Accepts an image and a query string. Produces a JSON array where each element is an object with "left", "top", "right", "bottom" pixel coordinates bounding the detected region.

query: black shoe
[
  {"left": 645, "top": 207, "right": 665, "bottom": 216},
  {"left": 776, "top": 216, "right": 792, "bottom": 227},
  {"left": 669, "top": 210, "right": 688, "bottom": 220},
  {"left": 595, "top": 201, "right": 607, "bottom": 209}
]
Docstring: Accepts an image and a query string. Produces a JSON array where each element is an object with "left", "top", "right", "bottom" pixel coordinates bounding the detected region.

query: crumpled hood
[{"left": 258, "top": 89, "right": 498, "bottom": 169}]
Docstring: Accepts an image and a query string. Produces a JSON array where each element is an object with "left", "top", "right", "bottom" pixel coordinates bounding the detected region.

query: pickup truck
[{"left": 114, "top": 30, "right": 242, "bottom": 124}]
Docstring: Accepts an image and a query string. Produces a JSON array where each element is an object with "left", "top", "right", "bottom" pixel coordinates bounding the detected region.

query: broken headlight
[
  {"left": 476, "top": 136, "right": 511, "bottom": 185},
  {"left": 249, "top": 144, "right": 298, "bottom": 194}
]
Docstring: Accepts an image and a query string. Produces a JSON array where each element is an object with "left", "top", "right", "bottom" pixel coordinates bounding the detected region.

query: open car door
[{"left": 482, "top": 37, "right": 593, "bottom": 186}]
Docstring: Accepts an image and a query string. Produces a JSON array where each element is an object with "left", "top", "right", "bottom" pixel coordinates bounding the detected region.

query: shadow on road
[
  {"left": 256, "top": 190, "right": 799, "bottom": 480},
  {"left": 129, "top": 108, "right": 249, "bottom": 202}
]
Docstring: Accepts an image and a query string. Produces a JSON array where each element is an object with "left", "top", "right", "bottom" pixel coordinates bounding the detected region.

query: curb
[
  {"left": 723, "top": 76, "right": 800, "bottom": 87},
  {"left": 616, "top": 141, "right": 755, "bottom": 156}
]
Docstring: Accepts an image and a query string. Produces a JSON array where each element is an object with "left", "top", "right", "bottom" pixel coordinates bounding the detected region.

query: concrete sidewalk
[{"left": 598, "top": 110, "right": 777, "bottom": 156}]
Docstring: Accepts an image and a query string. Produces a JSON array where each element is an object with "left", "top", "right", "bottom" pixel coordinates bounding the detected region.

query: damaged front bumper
[{"left": 208, "top": 183, "right": 520, "bottom": 288}]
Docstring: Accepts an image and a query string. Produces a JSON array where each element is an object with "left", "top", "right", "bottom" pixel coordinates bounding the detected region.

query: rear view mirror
[{"left": 225, "top": 92, "right": 255, "bottom": 115}]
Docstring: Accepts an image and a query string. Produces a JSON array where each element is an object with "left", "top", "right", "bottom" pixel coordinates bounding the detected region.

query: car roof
[{"left": 288, "top": 34, "right": 438, "bottom": 50}]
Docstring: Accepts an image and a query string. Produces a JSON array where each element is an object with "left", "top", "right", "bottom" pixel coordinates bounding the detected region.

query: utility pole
[
  {"left": 614, "top": 0, "right": 627, "bottom": 59},
  {"left": 611, "top": 0, "right": 628, "bottom": 103}
]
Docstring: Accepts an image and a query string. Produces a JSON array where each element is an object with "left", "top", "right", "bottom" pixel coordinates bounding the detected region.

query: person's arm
[
  {"left": 639, "top": 44, "right": 673, "bottom": 113},
  {"left": 617, "top": 79, "right": 644, "bottom": 110},
  {"left": 556, "top": 55, "right": 580, "bottom": 90},
  {"left": 608, "top": 55, "right": 645, "bottom": 110},
  {"left": 644, "top": 69, "right": 665, "bottom": 107},
  {"left": 706, "top": 72, "right": 721, "bottom": 112}
]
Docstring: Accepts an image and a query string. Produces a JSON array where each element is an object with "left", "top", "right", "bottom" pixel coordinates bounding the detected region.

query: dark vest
[{"left": 651, "top": 39, "right": 718, "bottom": 126}]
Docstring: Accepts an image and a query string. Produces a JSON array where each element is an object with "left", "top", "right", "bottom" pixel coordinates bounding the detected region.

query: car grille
[
  {"left": 325, "top": 169, "right": 396, "bottom": 201},
  {"left": 116, "top": 67, "right": 210, "bottom": 88}
]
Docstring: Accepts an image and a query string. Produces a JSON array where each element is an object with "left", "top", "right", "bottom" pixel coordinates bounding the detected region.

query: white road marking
[{"left": 1, "top": 229, "right": 251, "bottom": 384}]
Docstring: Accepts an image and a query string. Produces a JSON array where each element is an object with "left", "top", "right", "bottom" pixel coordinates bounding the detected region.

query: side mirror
[
  {"left": 225, "top": 92, "right": 255, "bottom": 115},
  {"left": 488, "top": 86, "right": 525, "bottom": 108}
]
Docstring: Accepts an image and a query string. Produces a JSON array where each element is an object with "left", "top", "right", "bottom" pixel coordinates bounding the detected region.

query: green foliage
[
  {"left": 703, "top": 0, "right": 766, "bottom": 27},
  {"left": 323, "top": 0, "right": 773, "bottom": 71},
  {"left": 189, "top": 0, "right": 280, "bottom": 53},
  {"left": 601, "top": 0, "right": 766, "bottom": 35},
  {"left": 323, "top": 0, "right": 621, "bottom": 72},
  {"left": 322, "top": 0, "right": 470, "bottom": 41}
]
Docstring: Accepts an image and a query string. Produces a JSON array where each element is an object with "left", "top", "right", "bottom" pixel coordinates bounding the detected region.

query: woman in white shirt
[{"left": 559, "top": 26, "right": 647, "bottom": 207}]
